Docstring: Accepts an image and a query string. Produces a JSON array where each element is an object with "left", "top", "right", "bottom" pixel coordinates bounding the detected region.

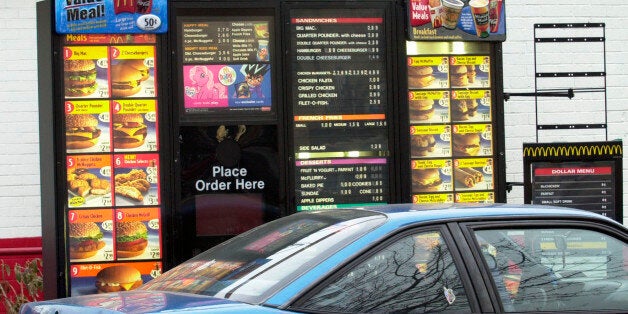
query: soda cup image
[
  {"left": 441, "top": 0, "right": 464, "bottom": 30},
  {"left": 469, "top": 0, "right": 490, "bottom": 37},
  {"left": 489, "top": 0, "right": 503, "bottom": 33}
]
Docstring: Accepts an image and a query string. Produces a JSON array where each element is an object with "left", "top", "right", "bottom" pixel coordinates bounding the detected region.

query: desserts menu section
[
  {"left": 290, "top": 8, "right": 390, "bottom": 210},
  {"left": 178, "top": 18, "right": 273, "bottom": 114},
  {"left": 408, "top": 53, "right": 495, "bottom": 204},
  {"left": 531, "top": 162, "right": 616, "bottom": 219},
  {"left": 61, "top": 34, "right": 161, "bottom": 296}
]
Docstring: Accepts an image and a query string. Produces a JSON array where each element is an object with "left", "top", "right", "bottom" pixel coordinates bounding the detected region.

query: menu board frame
[
  {"left": 523, "top": 141, "right": 623, "bottom": 223},
  {"left": 174, "top": 6, "right": 279, "bottom": 123},
  {"left": 283, "top": 1, "right": 401, "bottom": 210}
]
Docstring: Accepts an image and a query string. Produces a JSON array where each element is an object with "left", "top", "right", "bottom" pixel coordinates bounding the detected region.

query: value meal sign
[
  {"left": 523, "top": 141, "right": 623, "bottom": 223},
  {"left": 288, "top": 7, "right": 391, "bottom": 211}
]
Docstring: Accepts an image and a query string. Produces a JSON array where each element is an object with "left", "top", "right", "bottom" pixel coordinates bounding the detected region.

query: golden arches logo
[{"left": 523, "top": 144, "right": 622, "bottom": 157}]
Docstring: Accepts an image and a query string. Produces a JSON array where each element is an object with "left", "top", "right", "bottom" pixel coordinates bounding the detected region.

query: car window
[
  {"left": 141, "top": 210, "right": 386, "bottom": 304},
  {"left": 297, "top": 230, "right": 470, "bottom": 313},
  {"left": 473, "top": 227, "right": 628, "bottom": 312}
]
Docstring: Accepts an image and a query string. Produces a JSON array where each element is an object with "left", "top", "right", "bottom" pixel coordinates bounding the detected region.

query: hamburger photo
[
  {"left": 450, "top": 65, "right": 469, "bottom": 87},
  {"left": 111, "top": 62, "right": 144, "bottom": 97},
  {"left": 69, "top": 222, "right": 106, "bottom": 260},
  {"left": 95, "top": 265, "right": 143, "bottom": 293},
  {"left": 412, "top": 168, "right": 443, "bottom": 192},
  {"left": 116, "top": 221, "right": 148, "bottom": 258},
  {"left": 409, "top": 99, "right": 435, "bottom": 121},
  {"left": 65, "top": 114, "right": 102, "bottom": 149},
  {"left": 64, "top": 59, "right": 98, "bottom": 97},
  {"left": 408, "top": 66, "right": 435, "bottom": 88},
  {"left": 123, "top": 59, "right": 150, "bottom": 81},
  {"left": 112, "top": 113, "right": 148, "bottom": 149},
  {"left": 452, "top": 132, "right": 481, "bottom": 156}
]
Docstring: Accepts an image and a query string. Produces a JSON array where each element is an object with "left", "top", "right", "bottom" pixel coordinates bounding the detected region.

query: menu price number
[
  {"left": 340, "top": 189, "right": 352, "bottom": 195},
  {"left": 369, "top": 91, "right": 381, "bottom": 97},
  {"left": 370, "top": 143, "right": 384, "bottom": 150},
  {"left": 371, "top": 195, "right": 385, "bottom": 202},
  {"left": 101, "top": 197, "right": 112, "bottom": 207},
  {"left": 369, "top": 84, "right": 382, "bottom": 91},
  {"left": 102, "top": 251, "right": 114, "bottom": 260},
  {"left": 137, "top": 15, "right": 162, "bottom": 32},
  {"left": 145, "top": 195, "right": 159, "bottom": 205},
  {"left": 150, "top": 250, "right": 160, "bottom": 259},
  {"left": 332, "top": 69, "right": 381, "bottom": 76},
  {"left": 367, "top": 25, "right": 380, "bottom": 31},
  {"left": 148, "top": 218, "right": 160, "bottom": 229}
]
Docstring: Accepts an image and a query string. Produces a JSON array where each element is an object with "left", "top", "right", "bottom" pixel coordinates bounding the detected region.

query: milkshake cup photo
[
  {"left": 470, "top": 0, "right": 490, "bottom": 38},
  {"left": 441, "top": 0, "right": 464, "bottom": 30}
]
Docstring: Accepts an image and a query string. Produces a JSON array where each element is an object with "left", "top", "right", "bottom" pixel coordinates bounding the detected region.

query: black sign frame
[{"left": 523, "top": 141, "right": 623, "bottom": 223}]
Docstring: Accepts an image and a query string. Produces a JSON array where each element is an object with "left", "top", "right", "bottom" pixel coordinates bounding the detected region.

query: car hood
[{"left": 20, "top": 290, "right": 290, "bottom": 314}]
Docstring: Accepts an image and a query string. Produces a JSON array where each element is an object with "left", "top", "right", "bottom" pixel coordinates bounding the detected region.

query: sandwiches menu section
[
  {"left": 289, "top": 8, "right": 391, "bottom": 210},
  {"left": 407, "top": 44, "right": 496, "bottom": 204},
  {"left": 61, "top": 34, "right": 162, "bottom": 296}
]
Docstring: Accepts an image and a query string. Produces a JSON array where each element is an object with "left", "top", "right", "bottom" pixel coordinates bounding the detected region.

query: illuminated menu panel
[
  {"left": 407, "top": 50, "right": 496, "bottom": 204},
  {"left": 178, "top": 17, "right": 273, "bottom": 114},
  {"left": 290, "top": 9, "right": 390, "bottom": 210}
]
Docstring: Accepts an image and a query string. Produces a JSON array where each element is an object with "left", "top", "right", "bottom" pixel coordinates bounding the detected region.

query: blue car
[{"left": 22, "top": 204, "right": 628, "bottom": 313}]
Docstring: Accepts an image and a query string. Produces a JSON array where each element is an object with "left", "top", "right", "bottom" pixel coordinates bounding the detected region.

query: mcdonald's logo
[
  {"left": 114, "top": 0, "right": 136, "bottom": 15},
  {"left": 523, "top": 144, "right": 622, "bottom": 158}
]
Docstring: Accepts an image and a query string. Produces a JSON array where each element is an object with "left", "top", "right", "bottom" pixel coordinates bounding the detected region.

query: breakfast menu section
[
  {"left": 61, "top": 34, "right": 162, "bottom": 296},
  {"left": 290, "top": 8, "right": 391, "bottom": 210},
  {"left": 408, "top": 52, "right": 495, "bottom": 204}
]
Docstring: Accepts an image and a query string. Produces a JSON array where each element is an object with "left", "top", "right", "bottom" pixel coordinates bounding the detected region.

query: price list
[
  {"left": 181, "top": 20, "right": 271, "bottom": 63},
  {"left": 290, "top": 9, "right": 390, "bottom": 210},
  {"left": 531, "top": 162, "right": 616, "bottom": 218}
]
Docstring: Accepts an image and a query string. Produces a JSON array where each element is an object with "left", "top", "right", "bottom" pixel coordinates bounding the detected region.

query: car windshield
[{"left": 141, "top": 209, "right": 386, "bottom": 304}]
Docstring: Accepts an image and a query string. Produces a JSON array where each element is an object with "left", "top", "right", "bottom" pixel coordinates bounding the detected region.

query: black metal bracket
[{"left": 503, "top": 88, "right": 574, "bottom": 101}]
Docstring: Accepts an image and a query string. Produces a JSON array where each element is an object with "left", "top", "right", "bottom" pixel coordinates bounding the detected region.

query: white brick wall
[{"left": 0, "top": 0, "right": 625, "bottom": 238}]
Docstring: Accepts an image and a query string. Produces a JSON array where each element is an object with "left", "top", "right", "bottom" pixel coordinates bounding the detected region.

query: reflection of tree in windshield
[{"left": 301, "top": 234, "right": 469, "bottom": 313}]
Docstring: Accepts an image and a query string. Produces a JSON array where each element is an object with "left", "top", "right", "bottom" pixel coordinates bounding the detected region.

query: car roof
[{"left": 338, "top": 203, "right": 623, "bottom": 229}]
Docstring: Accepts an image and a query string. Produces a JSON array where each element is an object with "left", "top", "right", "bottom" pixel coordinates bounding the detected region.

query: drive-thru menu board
[{"left": 289, "top": 8, "right": 390, "bottom": 210}]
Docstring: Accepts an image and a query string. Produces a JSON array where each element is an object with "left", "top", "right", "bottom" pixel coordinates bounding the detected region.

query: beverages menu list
[
  {"left": 61, "top": 34, "right": 162, "bottom": 296},
  {"left": 290, "top": 9, "right": 390, "bottom": 210}
]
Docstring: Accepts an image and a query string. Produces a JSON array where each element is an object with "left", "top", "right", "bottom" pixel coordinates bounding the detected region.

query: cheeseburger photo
[
  {"left": 95, "top": 265, "right": 143, "bottom": 293},
  {"left": 65, "top": 114, "right": 102, "bottom": 149},
  {"left": 122, "top": 59, "right": 150, "bottom": 81},
  {"left": 116, "top": 221, "right": 149, "bottom": 258},
  {"left": 111, "top": 62, "right": 144, "bottom": 97},
  {"left": 112, "top": 113, "right": 148, "bottom": 149},
  {"left": 64, "top": 59, "right": 98, "bottom": 97},
  {"left": 69, "top": 222, "right": 106, "bottom": 260}
]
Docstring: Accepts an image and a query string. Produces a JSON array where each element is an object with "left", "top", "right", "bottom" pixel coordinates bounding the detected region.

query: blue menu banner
[{"left": 56, "top": 0, "right": 168, "bottom": 34}]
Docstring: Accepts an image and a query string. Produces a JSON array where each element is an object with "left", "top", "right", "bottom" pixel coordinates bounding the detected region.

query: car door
[
  {"left": 458, "top": 219, "right": 628, "bottom": 313},
  {"left": 289, "top": 224, "right": 489, "bottom": 313}
]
